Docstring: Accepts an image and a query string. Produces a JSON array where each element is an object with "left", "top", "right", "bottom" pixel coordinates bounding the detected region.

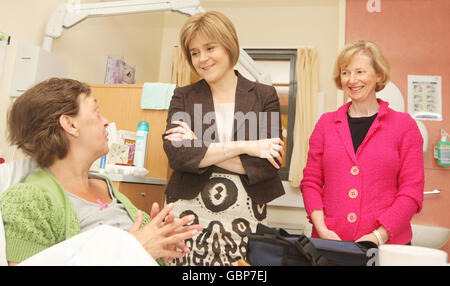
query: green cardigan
[{"left": 0, "top": 168, "right": 164, "bottom": 264}]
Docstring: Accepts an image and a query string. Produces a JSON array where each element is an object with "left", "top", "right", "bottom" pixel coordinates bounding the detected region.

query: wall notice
[{"left": 408, "top": 75, "right": 442, "bottom": 121}]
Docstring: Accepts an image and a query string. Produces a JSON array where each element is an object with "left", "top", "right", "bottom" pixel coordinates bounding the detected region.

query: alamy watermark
[{"left": 168, "top": 104, "right": 280, "bottom": 148}]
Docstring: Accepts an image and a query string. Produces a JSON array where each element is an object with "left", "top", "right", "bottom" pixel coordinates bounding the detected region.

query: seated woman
[{"left": 0, "top": 78, "right": 202, "bottom": 265}]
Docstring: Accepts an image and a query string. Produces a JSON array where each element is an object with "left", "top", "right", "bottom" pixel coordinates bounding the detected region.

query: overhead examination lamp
[{"left": 42, "top": 0, "right": 272, "bottom": 85}]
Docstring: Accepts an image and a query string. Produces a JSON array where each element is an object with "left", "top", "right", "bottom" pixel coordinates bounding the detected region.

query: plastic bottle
[
  {"left": 133, "top": 121, "right": 149, "bottom": 168},
  {"left": 437, "top": 131, "right": 449, "bottom": 166},
  {"left": 99, "top": 155, "right": 107, "bottom": 172}
]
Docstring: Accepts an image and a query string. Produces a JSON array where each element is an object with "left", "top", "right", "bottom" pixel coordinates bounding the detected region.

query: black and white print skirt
[{"left": 166, "top": 172, "right": 267, "bottom": 266}]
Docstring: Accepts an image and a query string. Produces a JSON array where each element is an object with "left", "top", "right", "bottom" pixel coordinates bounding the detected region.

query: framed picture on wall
[{"left": 408, "top": 75, "right": 442, "bottom": 121}]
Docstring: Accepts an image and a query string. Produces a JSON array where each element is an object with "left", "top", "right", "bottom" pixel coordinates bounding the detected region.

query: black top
[{"left": 347, "top": 113, "right": 378, "bottom": 153}]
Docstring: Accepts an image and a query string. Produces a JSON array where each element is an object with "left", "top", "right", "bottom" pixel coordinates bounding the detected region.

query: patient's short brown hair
[{"left": 8, "top": 78, "right": 90, "bottom": 167}]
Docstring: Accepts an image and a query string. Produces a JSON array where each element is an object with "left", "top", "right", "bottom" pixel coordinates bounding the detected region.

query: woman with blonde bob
[
  {"left": 163, "top": 11, "right": 285, "bottom": 265},
  {"left": 300, "top": 40, "right": 424, "bottom": 246}
]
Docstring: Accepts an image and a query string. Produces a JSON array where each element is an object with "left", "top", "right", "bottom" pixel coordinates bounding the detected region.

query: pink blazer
[{"left": 300, "top": 99, "right": 424, "bottom": 244}]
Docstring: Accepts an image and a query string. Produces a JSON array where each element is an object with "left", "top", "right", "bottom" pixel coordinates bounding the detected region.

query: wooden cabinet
[
  {"left": 90, "top": 84, "right": 171, "bottom": 214},
  {"left": 112, "top": 181, "right": 166, "bottom": 215},
  {"left": 90, "top": 84, "right": 170, "bottom": 180}
]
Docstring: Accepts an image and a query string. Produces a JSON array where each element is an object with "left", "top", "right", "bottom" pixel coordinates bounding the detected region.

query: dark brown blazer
[{"left": 162, "top": 71, "right": 285, "bottom": 204}]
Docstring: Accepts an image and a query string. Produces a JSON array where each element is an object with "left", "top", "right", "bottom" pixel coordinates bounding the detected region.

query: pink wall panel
[{"left": 345, "top": 0, "right": 450, "bottom": 256}]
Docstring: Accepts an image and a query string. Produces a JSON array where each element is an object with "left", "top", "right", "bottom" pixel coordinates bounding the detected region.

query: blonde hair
[
  {"left": 179, "top": 11, "right": 240, "bottom": 74},
  {"left": 333, "top": 40, "right": 391, "bottom": 92}
]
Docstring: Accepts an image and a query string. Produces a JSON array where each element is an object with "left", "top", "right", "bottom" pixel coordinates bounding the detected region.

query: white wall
[
  {"left": 52, "top": 11, "right": 165, "bottom": 84},
  {"left": 0, "top": 0, "right": 62, "bottom": 162},
  {"left": 159, "top": 0, "right": 341, "bottom": 111}
]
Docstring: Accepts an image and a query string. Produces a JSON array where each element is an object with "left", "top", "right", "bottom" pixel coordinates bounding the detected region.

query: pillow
[
  {"left": 0, "top": 157, "right": 37, "bottom": 266},
  {"left": 0, "top": 157, "right": 37, "bottom": 194}
]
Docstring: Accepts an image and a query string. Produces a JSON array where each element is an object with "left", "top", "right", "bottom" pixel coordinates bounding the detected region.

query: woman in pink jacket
[{"left": 300, "top": 40, "right": 424, "bottom": 246}]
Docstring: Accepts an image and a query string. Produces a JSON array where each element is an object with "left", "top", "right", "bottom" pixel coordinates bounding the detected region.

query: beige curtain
[
  {"left": 288, "top": 48, "right": 319, "bottom": 188},
  {"left": 171, "top": 46, "right": 191, "bottom": 87}
]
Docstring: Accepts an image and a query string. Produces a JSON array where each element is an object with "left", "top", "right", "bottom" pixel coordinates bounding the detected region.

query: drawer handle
[{"left": 140, "top": 192, "right": 146, "bottom": 197}]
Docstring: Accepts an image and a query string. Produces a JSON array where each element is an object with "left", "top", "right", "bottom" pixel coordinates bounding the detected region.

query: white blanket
[{"left": 19, "top": 225, "right": 158, "bottom": 266}]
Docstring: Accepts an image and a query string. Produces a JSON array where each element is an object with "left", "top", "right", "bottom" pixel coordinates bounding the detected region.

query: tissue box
[
  {"left": 118, "top": 130, "right": 136, "bottom": 165},
  {"left": 107, "top": 143, "right": 130, "bottom": 165}
]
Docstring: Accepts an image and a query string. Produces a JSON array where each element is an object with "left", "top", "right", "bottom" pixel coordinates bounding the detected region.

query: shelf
[{"left": 92, "top": 172, "right": 166, "bottom": 185}]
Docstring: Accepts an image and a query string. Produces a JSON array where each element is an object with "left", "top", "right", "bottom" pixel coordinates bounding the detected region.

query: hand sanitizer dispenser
[{"left": 437, "top": 129, "right": 449, "bottom": 166}]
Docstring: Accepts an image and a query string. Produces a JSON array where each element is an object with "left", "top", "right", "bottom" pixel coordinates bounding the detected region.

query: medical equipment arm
[
  {"left": 43, "top": 0, "right": 205, "bottom": 50},
  {"left": 43, "top": 0, "right": 271, "bottom": 84}
]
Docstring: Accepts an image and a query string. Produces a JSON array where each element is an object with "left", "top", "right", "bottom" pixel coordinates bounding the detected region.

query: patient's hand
[
  {"left": 149, "top": 202, "right": 199, "bottom": 263},
  {"left": 129, "top": 203, "right": 202, "bottom": 261}
]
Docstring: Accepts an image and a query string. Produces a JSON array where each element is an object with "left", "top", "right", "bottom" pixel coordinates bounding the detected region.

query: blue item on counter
[
  {"left": 133, "top": 121, "right": 149, "bottom": 168},
  {"left": 99, "top": 155, "right": 107, "bottom": 169}
]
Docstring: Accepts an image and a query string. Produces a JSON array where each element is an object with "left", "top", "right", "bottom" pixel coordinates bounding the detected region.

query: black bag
[{"left": 246, "top": 223, "right": 378, "bottom": 266}]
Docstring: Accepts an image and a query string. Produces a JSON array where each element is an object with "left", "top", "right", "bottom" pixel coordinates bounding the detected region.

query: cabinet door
[{"left": 113, "top": 182, "right": 166, "bottom": 215}]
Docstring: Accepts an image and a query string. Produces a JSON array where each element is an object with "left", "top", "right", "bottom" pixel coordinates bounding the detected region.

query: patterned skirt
[{"left": 166, "top": 171, "right": 267, "bottom": 266}]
